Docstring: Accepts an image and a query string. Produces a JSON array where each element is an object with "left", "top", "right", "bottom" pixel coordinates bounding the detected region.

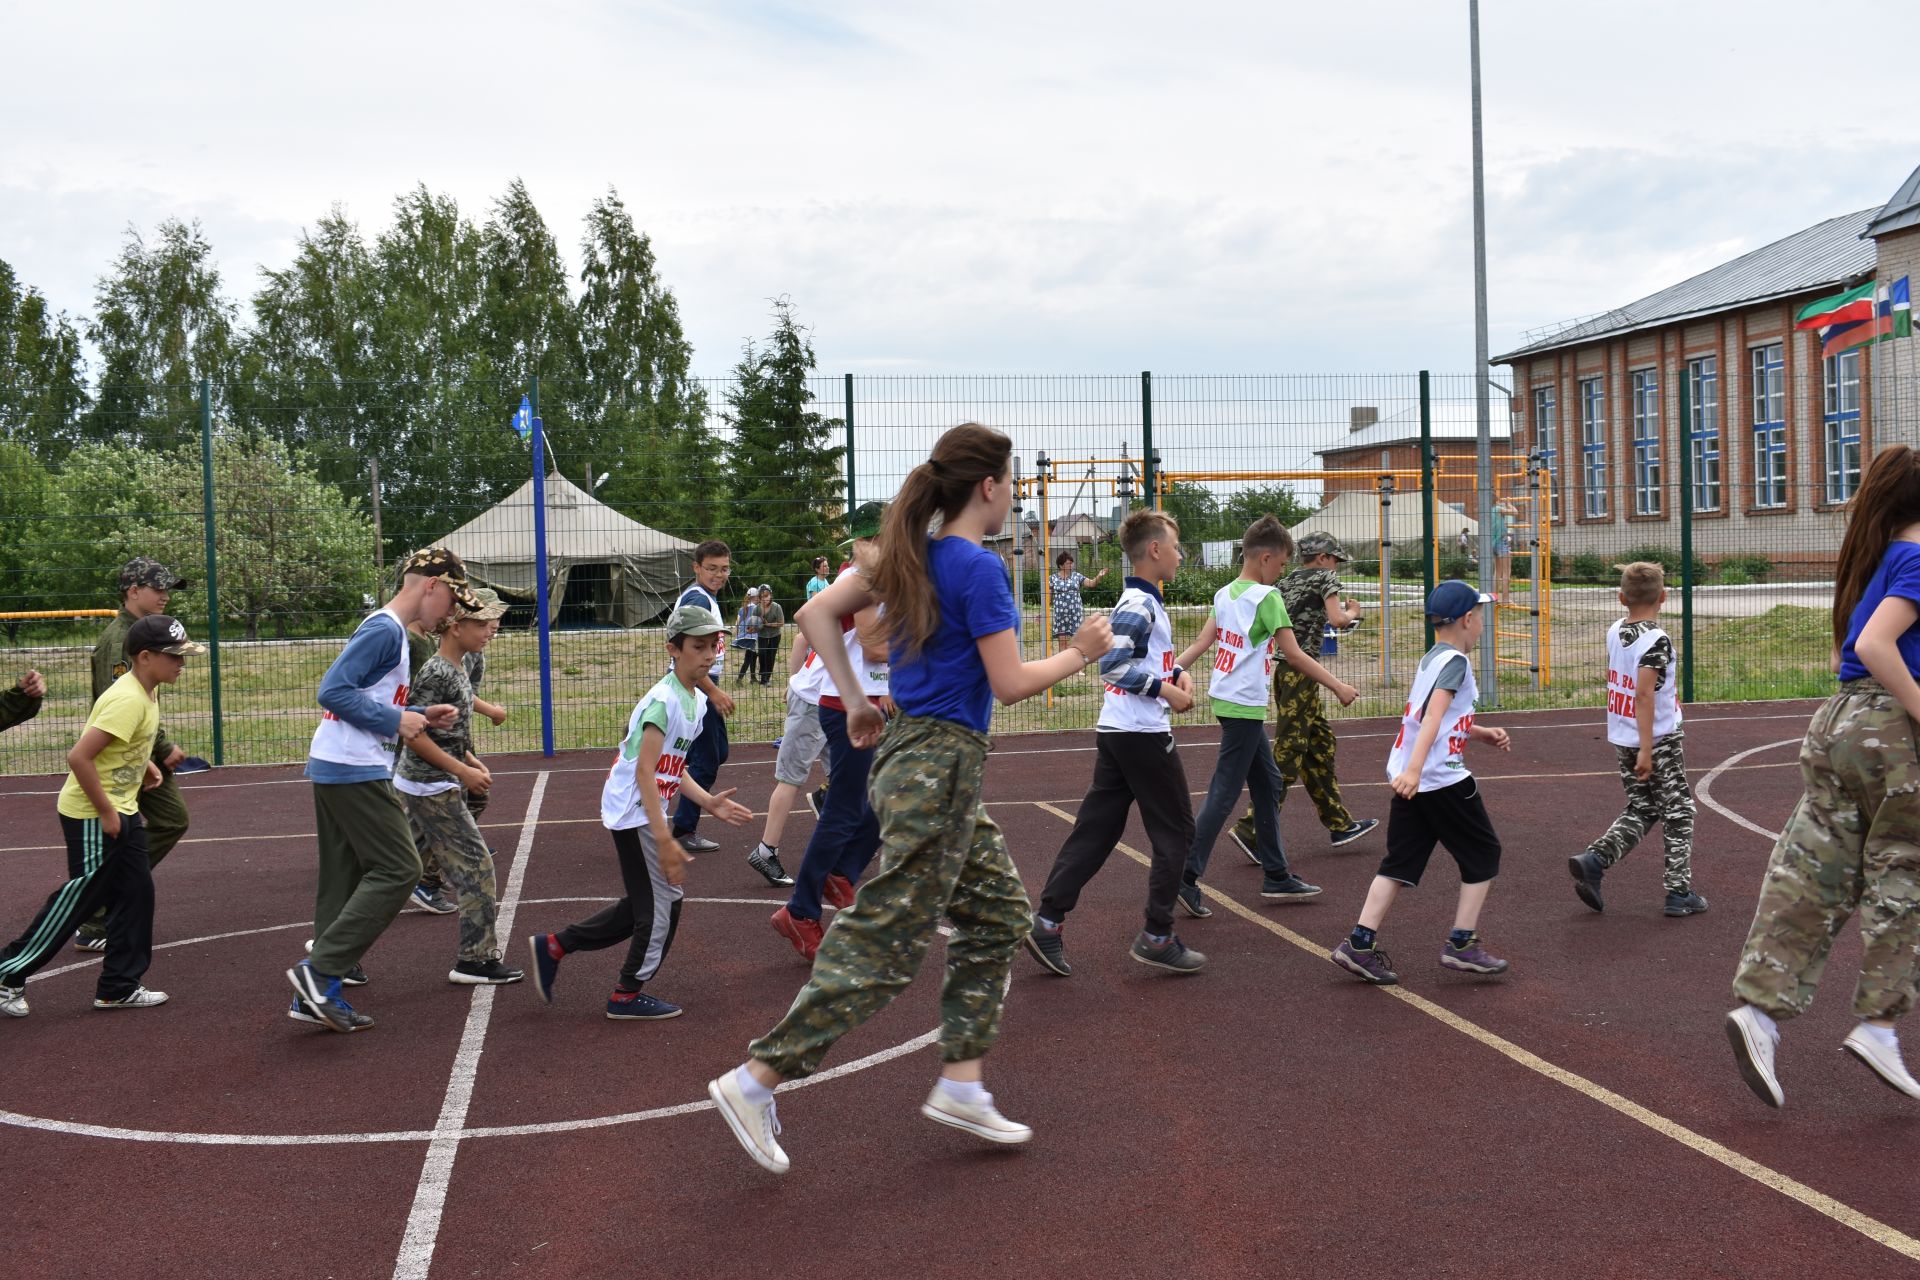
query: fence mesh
[{"left": 2, "top": 357, "right": 1912, "bottom": 776}]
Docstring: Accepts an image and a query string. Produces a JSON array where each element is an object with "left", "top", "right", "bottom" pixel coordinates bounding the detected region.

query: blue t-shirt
[
  {"left": 1837, "top": 541, "right": 1920, "bottom": 681},
  {"left": 888, "top": 536, "right": 1020, "bottom": 733}
]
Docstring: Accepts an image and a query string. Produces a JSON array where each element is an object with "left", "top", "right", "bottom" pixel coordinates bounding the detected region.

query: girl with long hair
[
  {"left": 708, "top": 423, "right": 1112, "bottom": 1173},
  {"left": 1727, "top": 443, "right": 1920, "bottom": 1107}
]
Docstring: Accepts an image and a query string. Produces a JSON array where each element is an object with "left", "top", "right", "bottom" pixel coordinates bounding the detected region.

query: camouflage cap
[
  {"left": 118, "top": 557, "right": 189, "bottom": 594},
  {"left": 665, "top": 605, "right": 725, "bottom": 640},
  {"left": 124, "top": 614, "right": 208, "bottom": 658},
  {"left": 399, "top": 546, "right": 481, "bottom": 610},
  {"left": 459, "top": 586, "right": 509, "bottom": 621},
  {"left": 1295, "top": 532, "right": 1352, "bottom": 563}
]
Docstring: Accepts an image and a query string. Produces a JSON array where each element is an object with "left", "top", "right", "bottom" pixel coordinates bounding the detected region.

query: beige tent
[
  {"left": 1288, "top": 489, "right": 1476, "bottom": 557},
  {"left": 437, "top": 472, "right": 695, "bottom": 627}
]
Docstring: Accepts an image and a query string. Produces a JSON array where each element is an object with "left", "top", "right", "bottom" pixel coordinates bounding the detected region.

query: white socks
[
  {"left": 734, "top": 1065, "right": 774, "bottom": 1106},
  {"left": 936, "top": 1077, "right": 986, "bottom": 1104}
]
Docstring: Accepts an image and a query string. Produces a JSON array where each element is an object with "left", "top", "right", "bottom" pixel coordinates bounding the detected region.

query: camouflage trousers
[
  {"left": 1235, "top": 666, "right": 1353, "bottom": 842},
  {"left": 750, "top": 714, "right": 1031, "bottom": 1079},
  {"left": 416, "top": 767, "right": 488, "bottom": 893},
  {"left": 1586, "top": 733, "right": 1695, "bottom": 892},
  {"left": 1733, "top": 680, "right": 1920, "bottom": 1022},
  {"left": 403, "top": 787, "right": 501, "bottom": 962}
]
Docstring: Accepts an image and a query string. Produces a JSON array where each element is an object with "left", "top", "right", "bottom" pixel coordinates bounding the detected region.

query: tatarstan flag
[{"left": 1795, "top": 281, "right": 1877, "bottom": 331}]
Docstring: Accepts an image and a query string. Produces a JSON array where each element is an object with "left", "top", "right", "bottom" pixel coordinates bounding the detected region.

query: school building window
[
  {"left": 1688, "top": 356, "right": 1720, "bottom": 512},
  {"left": 1823, "top": 348, "right": 1862, "bottom": 503},
  {"left": 1580, "top": 376, "right": 1608, "bottom": 518},
  {"left": 1533, "top": 386, "right": 1560, "bottom": 520},
  {"left": 1750, "top": 343, "right": 1786, "bottom": 509},
  {"left": 1630, "top": 369, "right": 1661, "bottom": 516}
]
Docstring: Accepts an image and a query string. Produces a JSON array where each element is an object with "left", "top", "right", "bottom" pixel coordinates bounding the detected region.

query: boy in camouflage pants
[
  {"left": 1231, "top": 533, "right": 1376, "bottom": 856},
  {"left": 1568, "top": 562, "right": 1708, "bottom": 917}
]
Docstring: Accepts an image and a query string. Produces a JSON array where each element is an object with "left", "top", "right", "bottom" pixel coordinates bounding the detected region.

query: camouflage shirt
[
  {"left": 395, "top": 653, "right": 474, "bottom": 787},
  {"left": 1617, "top": 619, "right": 1674, "bottom": 690},
  {"left": 92, "top": 607, "right": 175, "bottom": 762},
  {"left": 1279, "top": 567, "right": 1344, "bottom": 658}
]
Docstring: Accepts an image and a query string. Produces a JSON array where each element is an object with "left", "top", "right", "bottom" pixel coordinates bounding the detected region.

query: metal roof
[
  {"left": 1865, "top": 163, "right": 1920, "bottom": 239},
  {"left": 1494, "top": 208, "right": 1878, "bottom": 363},
  {"left": 1317, "top": 401, "right": 1510, "bottom": 457}
]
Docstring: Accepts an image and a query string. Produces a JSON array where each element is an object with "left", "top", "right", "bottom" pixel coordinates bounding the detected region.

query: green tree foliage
[
  {"left": 1218, "top": 483, "right": 1315, "bottom": 537},
  {"left": 1155, "top": 480, "right": 1220, "bottom": 544},
  {"left": 723, "top": 300, "right": 845, "bottom": 601},
  {"left": 0, "top": 259, "right": 90, "bottom": 460}
]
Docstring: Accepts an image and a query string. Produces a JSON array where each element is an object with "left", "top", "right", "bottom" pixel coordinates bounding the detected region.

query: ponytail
[
  {"left": 1832, "top": 444, "right": 1920, "bottom": 647},
  {"left": 871, "top": 423, "right": 1013, "bottom": 660}
]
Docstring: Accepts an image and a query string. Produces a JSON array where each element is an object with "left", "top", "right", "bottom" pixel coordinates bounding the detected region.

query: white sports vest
[
  {"left": 1605, "top": 620, "right": 1681, "bottom": 747},
  {"left": 676, "top": 583, "right": 727, "bottom": 679},
  {"left": 1207, "top": 581, "right": 1280, "bottom": 710},
  {"left": 1385, "top": 647, "right": 1477, "bottom": 792},
  {"left": 1098, "top": 585, "right": 1174, "bottom": 733},
  {"left": 602, "top": 675, "right": 708, "bottom": 830},
  {"left": 309, "top": 609, "right": 411, "bottom": 770}
]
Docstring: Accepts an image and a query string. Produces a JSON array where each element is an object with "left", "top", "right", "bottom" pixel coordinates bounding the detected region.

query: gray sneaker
[
  {"left": 680, "top": 834, "right": 722, "bottom": 854},
  {"left": 1129, "top": 932, "right": 1207, "bottom": 974},
  {"left": 1024, "top": 923, "right": 1072, "bottom": 976},
  {"left": 1663, "top": 890, "right": 1709, "bottom": 917},
  {"left": 1331, "top": 938, "right": 1398, "bottom": 985},
  {"left": 1176, "top": 883, "right": 1212, "bottom": 919},
  {"left": 746, "top": 843, "right": 794, "bottom": 887},
  {"left": 1440, "top": 933, "right": 1510, "bottom": 975},
  {"left": 1260, "top": 875, "right": 1322, "bottom": 901}
]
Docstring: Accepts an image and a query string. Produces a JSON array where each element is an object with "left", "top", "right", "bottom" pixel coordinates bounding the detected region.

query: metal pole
[
  {"left": 844, "top": 373, "right": 856, "bottom": 514},
  {"left": 1528, "top": 450, "right": 1542, "bottom": 688},
  {"left": 1679, "top": 367, "right": 1695, "bottom": 702},
  {"left": 1012, "top": 455, "right": 1026, "bottom": 649},
  {"left": 1469, "top": 0, "right": 1497, "bottom": 706},
  {"left": 1420, "top": 371, "right": 1438, "bottom": 650},
  {"left": 1140, "top": 372, "right": 1155, "bottom": 501},
  {"left": 369, "top": 455, "right": 384, "bottom": 595},
  {"left": 1379, "top": 474, "right": 1394, "bottom": 684},
  {"left": 531, "top": 376, "right": 555, "bottom": 757},
  {"left": 198, "top": 378, "right": 224, "bottom": 766}
]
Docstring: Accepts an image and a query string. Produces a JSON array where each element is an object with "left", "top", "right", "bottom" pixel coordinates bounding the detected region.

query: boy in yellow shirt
[{"left": 0, "top": 615, "right": 205, "bottom": 1017}]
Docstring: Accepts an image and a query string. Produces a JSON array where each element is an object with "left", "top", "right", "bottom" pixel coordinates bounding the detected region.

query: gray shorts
[{"left": 774, "top": 689, "right": 827, "bottom": 786}]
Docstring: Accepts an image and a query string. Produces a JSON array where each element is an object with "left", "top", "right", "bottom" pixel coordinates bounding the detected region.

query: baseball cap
[
  {"left": 119, "top": 557, "right": 189, "bottom": 594},
  {"left": 459, "top": 587, "right": 509, "bottom": 621},
  {"left": 666, "top": 605, "right": 725, "bottom": 640},
  {"left": 399, "top": 547, "right": 481, "bottom": 611},
  {"left": 1425, "top": 580, "right": 1493, "bottom": 622},
  {"left": 756, "top": 584, "right": 772, "bottom": 595},
  {"left": 840, "top": 501, "right": 887, "bottom": 546},
  {"left": 1296, "top": 532, "right": 1352, "bottom": 563},
  {"left": 124, "top": 614, "right": 208, "bottom": 658}
]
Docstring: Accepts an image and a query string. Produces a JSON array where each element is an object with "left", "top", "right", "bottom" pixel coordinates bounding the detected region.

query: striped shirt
[{"left": 1096, "top": 577, "right": 1174, "bottom": 734}]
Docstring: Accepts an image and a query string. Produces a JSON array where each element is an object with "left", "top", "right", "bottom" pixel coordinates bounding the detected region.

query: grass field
[{"left": 0, "top": 597, "right": 1831, "bottom": 776}]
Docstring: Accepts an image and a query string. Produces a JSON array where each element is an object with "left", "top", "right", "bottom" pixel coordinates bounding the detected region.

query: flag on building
[
  {"left": 1884, "top": 276, "right": 1912, "bottom": 340},
  {"left": 1817, "top": 276, "right": 1911, "bottom": 356},
  {"left": 1795, "top": 281, "right": 1877, "bottom": 331}
]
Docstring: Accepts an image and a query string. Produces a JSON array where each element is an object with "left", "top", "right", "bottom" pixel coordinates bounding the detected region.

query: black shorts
[{"left": 1378, "top": 775, "right": 1502, "bottom": 887}]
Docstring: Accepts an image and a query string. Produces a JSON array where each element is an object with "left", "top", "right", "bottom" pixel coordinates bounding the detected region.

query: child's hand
[
  {"left": 1390, "top": 768, "right": 1421, "bottom": 800},
  {"left": 397, "top": 710, "right": 428, "bottom": 741},
  {"left": 711, "top": 688, "right": 736, "bottom": 717},
  {"left": 1070, "top": 614, "right": 1113, "bottom": 660},
  {"left": 659, "top": 837, "right": 692, "bottom": 885},
  {"left": 485, "top": 706, "right": 508, "bottom": 727},
  {"left": 18, "top": 669, "right": 45, "bottom": 698},
  {"left": 1634, "top": 747, "right": 1653, "bottom": 780},
  {"left": 703, "top": 787, "right": 754, "bottom": 826},
  {"left": 461, "top": 764, "right": 492, "bottom": 796},
  {"left": 1479, "top": 726, "right": 1512, "bottom": 752},
  {"left": 143, "top": 761, "right": 164, "bottom": 791},
  {"left": 102, "top": 808, "right": 123, "bottom": 839},
  {"left": 847, "top": 698, "right": 888, "bottom": 747},
  {"left": 1174, "top": 669, "right": 1195, "bottom": 695},
  {"left": 423, "top": 704, "right": 459, "bottom": 730},
  {"left": 1161, "top": 681, "right": 1194, "bottom": 713},
  {"left": 1334, "top": 680, "right": 1359, "bottom": 707}
]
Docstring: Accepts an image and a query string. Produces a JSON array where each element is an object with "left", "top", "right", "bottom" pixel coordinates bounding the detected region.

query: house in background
[
  {"left": 1493, "top": 162, "right": 1920, "bottom": 577},
  {"left": 1316, "top": 402, "right": 1513, "bottom": 530}
]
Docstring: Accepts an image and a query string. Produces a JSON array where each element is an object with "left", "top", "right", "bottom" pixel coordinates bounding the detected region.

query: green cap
[
  {"left": 841, "top": 501, "right": 886, "bottom": 546},
  {"left": 460, "top": 587, "right": 509, "bottom": 621},
  {"left": 666, "top": 605, "right": 725, "bottom": 640}
]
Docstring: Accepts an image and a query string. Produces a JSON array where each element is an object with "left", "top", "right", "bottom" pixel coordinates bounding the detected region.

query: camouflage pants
[
  {"left": 750, "top": 714, "right": 1031, "bottom": 1078},
  {"left": 1235, "top": 665, "right": 1353, "bottom": 841},
  {"left": 1586, "top": 734, "right": 1695, "bottom": 892},
  {"left": 404, "top": 787, "right": 500, "bottom": 962},
  {"left": 416, "top": 769, "right": 488, "bottom": 892},
  {"left": 1732, "top": 681, "right": 1920, "bottom": 1022}
]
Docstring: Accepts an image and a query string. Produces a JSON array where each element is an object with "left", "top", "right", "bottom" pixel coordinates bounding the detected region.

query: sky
[{"left": 3, "top": 0, "right": 1915, "bottom": 382}]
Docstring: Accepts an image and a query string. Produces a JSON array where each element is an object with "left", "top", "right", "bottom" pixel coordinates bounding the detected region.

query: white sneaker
[
  {"left": 1726, "top": 1005, "right": 1783, "bottom": 1107},
  {"left": 921, "top": 1086, "right": 1033, "bottom": 1144},
  {"left": 93, "top": 986, "right": 169, "bottom": 1010},
  {"left": 1841, "top": 1025, "right": 1920, "bottom": 1100},
  {"left": 707, "top": 1071, "right": 790, "bottom": 1174},
  {"left": 0, "top": 984, "right": 27, "bottom": 1018}
]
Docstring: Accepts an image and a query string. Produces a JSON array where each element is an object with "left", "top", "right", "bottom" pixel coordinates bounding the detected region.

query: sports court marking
[
  {"left": 1696, "top": 738, "right": 1799, "bottom": 842},
  {"left": 1030, "top": 735, "right": 1920, "bottom": 1266}
]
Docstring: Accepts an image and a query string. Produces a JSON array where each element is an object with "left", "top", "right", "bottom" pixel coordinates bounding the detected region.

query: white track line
[
  {"left": 1697, "top": 738, "right": 1801, "bottom": 842},
  {"left": 392, "top": 770, "right": 549, "bottom": 1280}
]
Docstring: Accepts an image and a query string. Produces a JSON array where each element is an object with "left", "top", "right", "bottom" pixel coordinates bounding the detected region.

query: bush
[
  {"left": 1569, "top": 552, "right": 1610, "bottom": 583},
  {"left": 1348, "top": 558, "right": 1380, "bottom": 579},
  {"left": 1717, "top": 553, "right": 1772, "bottom": 583},
  {"left": 1618, "top": 543, "right": 1710, "bottom": 584},
  {"left": 1438, "top": 553, "right": 1475, "bottom": 582},
  {"left": 1719, "top": 567, "right": 1752, "bottom": 586}
]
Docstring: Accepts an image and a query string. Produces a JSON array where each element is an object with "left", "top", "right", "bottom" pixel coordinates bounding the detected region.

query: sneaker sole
[
  {"left": 1725, "top": 1013, "right": 1784, "bottom": 1107},
  {"left": 527, "top": 936, "right": 559, "bottom": 1003},
  {"left": 410, "top": 898, "right": 457, "bottom": 916},
  {"left": 706, "top": 1079, "right": 790, "bottom": 1174},
  {"left": 92, "top": 996, "right": 168, "bottom": 1009},
  {"left": 73, "top": 939, "right": 107, "bottom": 953},
  {"left": 1260, "top": 887, "right": 1323, "bottom": 901},
  {"left": 1230, "top": 830, "right": 1259, "bottom": 865},
  {"left": 920, "top": 1102, "right": 1033, "bottom": 1145},
  {"left": 1440, "top": 955, "right": 1510, "bottom": 975},
  {"left": 606, "top": 1005, "right": 682, "bottom": 1020},
  {"left": 1129, "top": 949, "right": 1206, "bottom": 974},
  {"left": 1022, "top": 932, "right": 1072, "bottom": 977},
  {"left": 287, "top": 1003, "right": 325, "bottom": 1026},
  {"left": 449, "top": 970, "right": 526, "bottom": 985},
  {"left": 1568, "top": 857, "right": 1604, "bottom": 913},
  {"left": 1331, "top": 950, "right": 1397, "bottom": 985},
  {"left": 1663, "top": 901, "right": 1709, "bottom": 917},
  {"left": 748, "top": 860, "right": 796, "bottom": 888},
  {"left": 1329, "top": 823, "right": 1377, "bottom": 848}
]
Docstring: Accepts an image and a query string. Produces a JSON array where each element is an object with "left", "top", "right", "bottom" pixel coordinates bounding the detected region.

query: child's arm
[
  {"left": 1632, "top": 663, "right": 1659, "bottom": 779},
  {"left": 787, "top": 627, "right": 811, "bottom": 676},
  {"left": 797, "top": 572, "right": 884, "bottom": 740},
  {"left": 978, "top": 615, "right": 1112, "bottom": 707},
  {"left": 65, "top": 727, "right": 124, "bottom": 837},
  {"left": 1096, "top": 596, "right": 1172, "bottom": 704},
  {"left": 1174, "top": 616, "right": 1218, "bottom": 672},
  {"left": 1392, "top": 687, "right": 1451, "bottom": 799},
  {"left": 1468, "top": 722, "right": 1511, "bottom": 750},
  {"left": 1274, "top": 629, "right": 1358, "bottom": 706},
  {"left": 1331, "top": 591, "right": 1363, "bottom": 625},
  {"left": 1852, "top": 597, "right": 1920, "bottom": 722},
  {"left": 632, "top": 724, "right": 691, "bottom": 885},
  {"left": 407, "top": 729, "right": 488, "bottom": 795},
  {"left": 473, "top": 696, "right": 508, "bottom": 727}
]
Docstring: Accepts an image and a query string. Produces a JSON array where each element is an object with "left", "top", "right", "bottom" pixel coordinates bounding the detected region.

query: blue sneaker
[
  {"left": 287, "top": 994, "right": 373, "bottom": 1031},
  {"left": 606, "top": 989, "right": 682, "bottom": 1020},
  {"left": 527, "top": 933, "right": 563, "bottom": 1004},
  {"left": 286, "top": 960, "right": 367, "bottom": 1034},
  {"left": 411, "top": 884, "right": 456, "bottom": 915}
]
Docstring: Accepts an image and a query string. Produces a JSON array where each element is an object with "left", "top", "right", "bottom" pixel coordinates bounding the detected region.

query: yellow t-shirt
[{"left": 57, "top": 673, "right": 160, "bottom": 819}]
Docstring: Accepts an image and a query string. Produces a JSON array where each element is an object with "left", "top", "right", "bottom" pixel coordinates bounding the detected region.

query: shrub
[
  {"left": 1438, "top": 553, "right": 1475, "bottom": 582},
  {"left": 1717, "top": 553, "right": 1772, "bottom": 583},
  {"left": 1618, "top": 543, "right": 1710, "bottom": 584},
  {"left": 1569, "top": 552, "right": 1610, "bottom": 583},
  {"left": 1719, "top": 567, "right": 1752, "bottom": 586}
]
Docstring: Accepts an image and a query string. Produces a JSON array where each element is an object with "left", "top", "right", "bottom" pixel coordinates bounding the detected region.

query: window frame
[
  {"left": 1750, "top": 343, "right": 1787, "bottom": 509},
  {"left": 1630, "top": 367, "right": 1662, "bottom": 516},
  {"left": 1579, "top": 375, "right": 1608, "bottom": 519},
  {"left": 1533, "top": 385, "right": 1560, "bottom": 521},
  {"left": 1822, "top": 347, "right": 1862, "bottom": 504},
  {"left": 1687, "top": 355, "right": 1720, "bottom": 513}
]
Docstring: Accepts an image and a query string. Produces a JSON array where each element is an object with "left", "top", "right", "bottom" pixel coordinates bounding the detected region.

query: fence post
[
  {"left": 198, "top": 379, "right": 225, "bottom": 766},
  {"left": 531, "top": 375, "right": 555, "bottom": 757},
  {"left": 1420, "top": 371, "right": 1437, "bottom": 650},
  {"left": 1140, "top": 371, "right": 1155, "bottom": 504},
  {"left": 1378, "top": 474, "right": 1394, "bottom": 684},
  {"left": 844, "top": 373, "right": 856, "bottom": 514},
  {"left": 1679, "top": 368, "right": 1695, "bottom": 702}
]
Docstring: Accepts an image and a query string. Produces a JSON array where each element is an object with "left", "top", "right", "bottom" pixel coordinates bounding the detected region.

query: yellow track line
[{"left": 1030, "top": 801, "right": 1920, "bottom": 1264}]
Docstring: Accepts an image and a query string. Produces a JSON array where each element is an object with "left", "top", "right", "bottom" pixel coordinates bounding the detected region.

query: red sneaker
[
  {"left": 770, "top": 906, "right": 824, "bottom": 961},
  {"left": 823, "top": 874, "right": 856, "bottom": 910}
]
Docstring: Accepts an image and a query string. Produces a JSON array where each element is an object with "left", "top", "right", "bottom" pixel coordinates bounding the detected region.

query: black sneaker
[
  {"left": 807, "top": 787, "right": 828, "bottom": 818},
  {"left": 342, "top": 964, "right": 369, "bottom": 987},
  {"left": 747, "top": 842, "right": 794, "bottom": 887},
  {"left": 1664, "top": 890, "right": 1709, "bottom": 917},
  {"left": 1569, "top": 853, "right": 1606, "bottom": 913},
  {"left": 288, "top": 995, "right": 373, "bottom": 1031},
  {"left": 1177, "top": 882, "right": 1212, "bottom": 919},
  {"left": 450, "top": 953, "right": 526, "bottom": 985},
  {"left": 1024, "top": 923, "right": 1072, "bottom": 976},
  {"left": 1329, "top": 818, "right": 1380, "bottom": 848},
  {"left": 1129, "top": 932, "right": 1207, "bottom": 974},
  {"left": 1260, "top": 875, "right": 1322, "bottom": 901},
  {"left": 285, "top": 962, "right": 370, "bottom": 1034}
]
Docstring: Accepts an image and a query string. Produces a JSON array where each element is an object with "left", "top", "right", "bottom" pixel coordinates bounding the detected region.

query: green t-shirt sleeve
[
  {"left": 638, "top": 699, "right": 671, "bottom": 737},
  {"left": 1252, "top": 590, "right": 1291, "bottom": 644}
]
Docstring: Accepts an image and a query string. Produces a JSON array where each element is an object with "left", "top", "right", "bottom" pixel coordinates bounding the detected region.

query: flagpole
[{"left": 1470, "top": 0, "right": 1497, "bottom": 703}]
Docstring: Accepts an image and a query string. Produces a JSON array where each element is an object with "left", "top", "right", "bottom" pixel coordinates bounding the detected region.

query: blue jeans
[
  {"left": 1185, "top": 716, "right": 1290, "bottom": 881},
  {"left": 787, "top": 705, "right": 881, "bottom": 920},
  {"left": 671, "top": 699, "right": 730, "bottom": 836}
]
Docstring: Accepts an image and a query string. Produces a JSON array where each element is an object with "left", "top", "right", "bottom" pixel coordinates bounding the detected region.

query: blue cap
[{"left": 1425, "top": 580, "right": 1493, "bottom": 621}]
